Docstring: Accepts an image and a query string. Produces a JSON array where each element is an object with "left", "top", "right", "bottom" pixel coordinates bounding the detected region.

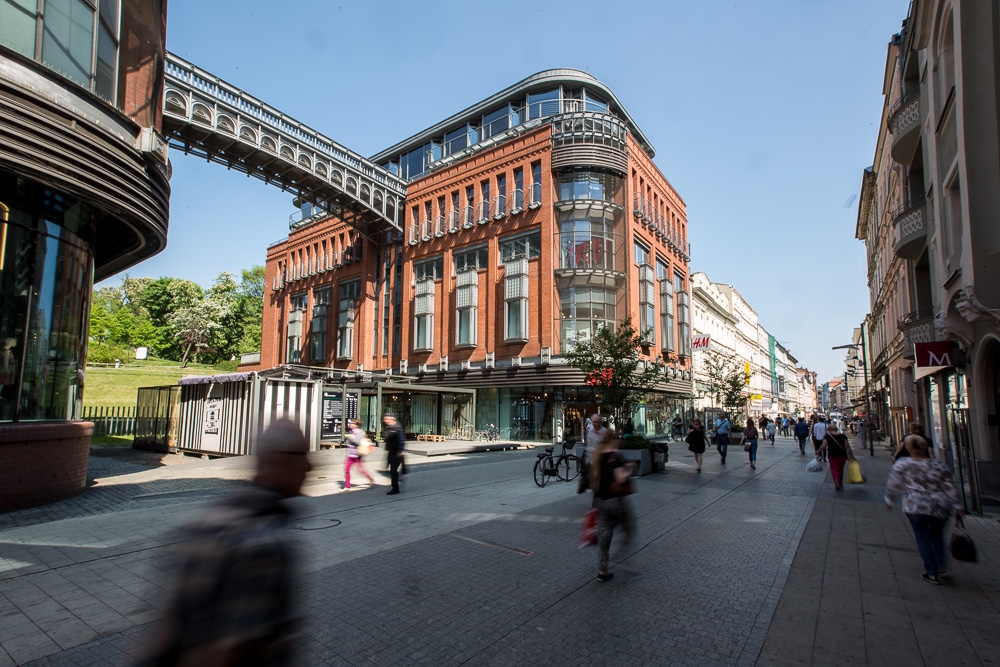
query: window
[
  {"left": 337, "top": 281, "right": 359, "bottom": 359},
  {"left": 676, "top": 276, "right": 690, "bottom": 356},
  {"left": 495, "top": 174, "right": 506, "bottom": 217},
  {"left": 530, "top": 162, "right": 542, "bottom": 207},
  {"left": 456, "top": 269, "right": 478, "bottom": 346},
  {"left": 414, "top": 257, "right": 444, "bottom": 281},
  {"left": 311, "top": 287, "right": 332, "bottom": 362},
  {"left": 584, "top": 91, "right": 608, "bottom": 113},
  {"left": 660, "top": 278, "right": 674, "bottom": 352},
  {"left": 413, "top": 278, "right": 435, "bottom": 352},
  {"left": 528, "top": 89, "right": 561, "bottom": 119},
  {"left": 454, "top": 246, "right": 488, "bottom": 272},
  {"left": 500, "top": 231, "right": 542, "bottom": 262},
  {"left": 482, "top": 104, "right": 519, "bottom": 139},
  {"left": 558, "top": 218, "right": 615, "bottom": 271},
  {"left": 639, "top": 262, "right": 656, "bottom": 344},
  {"left": 512, "top": 168, "right": 524, "bottom": 211},
  {"left": 287, "top": 292, "right": 307, "bottom": 363},
  {"left": 504, "top": 257, "right": 529, "bottom": 342},
  {"left": 444, "top": 124, "right": 477, "bottom": 155},
  {"left": 634, "top": 241, "right": 650, "bottom": 266},
  {"left": 558, "top": 171, "right": 622, "bottom": 203},
  {"left": 560, "top": 286, "right": 618, "bottom": 350}
]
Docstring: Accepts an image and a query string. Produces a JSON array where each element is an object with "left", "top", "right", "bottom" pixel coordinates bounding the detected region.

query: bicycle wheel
[
  {"left": 477, "top": 431, "right": 488, "bottom": 442},
  {"left": 557, "top": 455, "right": 583, "bottom": 481},
  {"left": 533, "top": 457, "right": 550, "bottom": 487}
]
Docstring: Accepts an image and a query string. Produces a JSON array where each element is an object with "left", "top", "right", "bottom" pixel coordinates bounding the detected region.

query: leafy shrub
[
  {"left": 87, "top": 341, "right": 132, "bottom": 364},
  {"left": 214, "top": 360, "right": 238, "bottom": 372},
  {"left": 620, "top": 434, "right": 653, "bottom": 450}
]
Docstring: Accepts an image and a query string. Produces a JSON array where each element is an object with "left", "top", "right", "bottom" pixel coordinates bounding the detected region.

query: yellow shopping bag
[{"left": 845, "top": 460, "right": 864, "bottom": 484}]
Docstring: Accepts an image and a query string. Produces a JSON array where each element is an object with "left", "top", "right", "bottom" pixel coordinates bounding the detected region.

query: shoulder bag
[{"left": 950, "top": 516, "right": 977, "bottom": 562}]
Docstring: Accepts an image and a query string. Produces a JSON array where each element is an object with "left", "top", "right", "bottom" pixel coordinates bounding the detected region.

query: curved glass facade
[{"left": 0, "top": 170, "right": 94, "bottom": 421}]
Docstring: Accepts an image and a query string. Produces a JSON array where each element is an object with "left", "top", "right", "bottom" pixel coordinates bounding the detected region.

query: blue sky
[{"left": 104, "top": 0, "right": 910, "bottom": 382}]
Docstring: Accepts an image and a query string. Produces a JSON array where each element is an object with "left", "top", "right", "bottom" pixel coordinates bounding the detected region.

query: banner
[
  {"left": 692, "top": 334, "right": 711, "bottom": 351},
  {"left": 915, "top": 341, "right": 954, "bottom": 368}
]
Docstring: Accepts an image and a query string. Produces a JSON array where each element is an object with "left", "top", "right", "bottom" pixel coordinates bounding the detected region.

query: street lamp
[{"left": 833, "top": 332, "right": 873, "bottom": 455}]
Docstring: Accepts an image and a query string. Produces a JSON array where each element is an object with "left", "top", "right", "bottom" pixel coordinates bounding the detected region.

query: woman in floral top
[{"left": 885, "top": 434, "right": 964, "bottom": 585}]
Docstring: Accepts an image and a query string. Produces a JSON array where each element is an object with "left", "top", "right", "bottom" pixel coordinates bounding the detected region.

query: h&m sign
[
  {"left": 692, "top": 334, "right": 711, "bottom": 351},
  {"left": 915, "top": 341, "right": 955, "bottom": 368}
]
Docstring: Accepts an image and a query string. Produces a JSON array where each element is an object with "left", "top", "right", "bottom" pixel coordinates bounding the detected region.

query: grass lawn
[{"left": 83, "top": 358, "right": 232, "bottom": 408}]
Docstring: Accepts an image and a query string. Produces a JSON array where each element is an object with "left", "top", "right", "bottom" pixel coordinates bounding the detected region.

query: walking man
[
  {"left": 147, "top": 420, "right": 311, "bottom": 665},
  {"left": 715, "top": 412, "right": 731, "bottom": 464},
  {"left": 794, "top": 417, "right": 810, "bottom": 454},
  {"left": 585, "top": 413, "right": 608, "bottom": 463},
  {"left": 382, "top": 412, "right": 405, "bottom": 495},
  {"left": 812, "top": 417, "right": 828, "bottom": 461}
]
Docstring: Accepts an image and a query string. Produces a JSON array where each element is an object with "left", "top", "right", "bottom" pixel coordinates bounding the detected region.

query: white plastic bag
[{"left": 806, "top": 457, "right": 824, "bottom": 473}]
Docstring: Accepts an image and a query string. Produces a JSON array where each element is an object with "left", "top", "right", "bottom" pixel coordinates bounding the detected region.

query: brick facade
[{"left": 0, "top": 422, "right": 93, "bottom": 512}]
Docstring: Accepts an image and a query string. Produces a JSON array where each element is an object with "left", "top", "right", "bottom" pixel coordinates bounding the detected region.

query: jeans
[
  {"left": 746, "top": 438, "right": 759, "bottom": 463},
  {"left": 596, "top": 497, "right": 634, "bottom": 573},
  {"left": 907, "top": 513, "right": 948, "bottom": 578},
  {"left": 797, "top": 436, "right": 808, "bottom": 453},
  {"left": 716, "top": 433, "right": 729, "bottom": 461},
  {"left": 344, "top": 455, "right": 374, "bottom": 488}
]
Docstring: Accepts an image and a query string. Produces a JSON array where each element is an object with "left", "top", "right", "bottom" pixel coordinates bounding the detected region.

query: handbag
[
  {"left": 742, "top": 436, "right": 752, "bottom": 452},
  {"left": 358, "top": 438, "right": 374, "bottom": 456},
  {"left": 579, "top": 508, "right": 598, "bottom": 548},
  {"left": 844, "top": 459, "right": 864, "bottom": 484},
  {"left": 950, "top": 517, "right": 977, "bottom": 562}
]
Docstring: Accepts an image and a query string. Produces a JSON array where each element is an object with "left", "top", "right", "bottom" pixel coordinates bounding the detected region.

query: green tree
[
  {"left": 563, "top": 317, "right": 668, "bottom": 430},
  {"left": 235, "top": 266, "right": 265, "bottom": 355},
  {"left": 702, "top": 351, "right": 750, "bottom": 422},
  {"left": 141, "top": 277, "right": 204, "bottom": 360},
  {"left": 88, "top": 297, "right": 113, "bottom": 344},
  {"left": 169, "top": 299, "right": 222, "bottom": 367}
]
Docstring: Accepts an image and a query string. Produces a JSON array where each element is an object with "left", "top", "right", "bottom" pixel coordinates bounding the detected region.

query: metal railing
[{"left": 556, "top": 232, "right": 620, "bottom": 271}]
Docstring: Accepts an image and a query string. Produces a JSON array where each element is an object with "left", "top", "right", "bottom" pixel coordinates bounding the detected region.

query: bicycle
[
  {"left": 477, "top": 424, "right": 500, "bottom": 442},
  {"left": 533, "top": 440, "right": 583, "bottom": 487}
]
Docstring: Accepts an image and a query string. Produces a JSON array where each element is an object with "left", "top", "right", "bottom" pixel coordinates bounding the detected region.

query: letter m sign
[{"left": 915, "top": 341, "right": 953, "bottom": 368}]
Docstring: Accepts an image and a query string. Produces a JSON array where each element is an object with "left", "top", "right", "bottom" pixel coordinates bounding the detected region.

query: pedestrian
[
  {"left": 671, "top": 415, "right": 684, "bottom": 439},
  {"left": 146, "top": 419, "right": 311, "bottom": 665},
  {"left": 382, "top": 412, "right": 405, "bottom": 495},
  {"left": 623, "top": 417, "right": 634, "bottom": 436},
  {"left": 884, "top": 434, "right": 964, "bottom": 585},
  {"left": 894, "top": 422, "right": 935, "bottom": 462},
  {"left": 812, "top": 417, "right": 828, "bottom": 461},
  {"left": 766, "top": 420, "right": 776, "bottom": 445},
  {"left": 741, "top": 418, "right": 760, "bottom": 469},
  {"left": 591, "top": 429, "right": 635, "bottom": 582},
  {"left": 685, "top": 418, "right": 707, "bottom": 472},
  {"left": 714, "top": 412, "right": 731, "bottom": 464},
  {"left": 793, "top": 417, "right": 810, "bottom": 454},
  {"left": 758, "top": 415, "right": 768, "bottom": 437},
  {"left": 584, "top": 413, "right": 608, "bottom": 464},
  {"left": 816, "top": 424, "right": 854, "bottom": 490},
  {"left": 344, "top": 419, "right": 376, "bottom": 490}
]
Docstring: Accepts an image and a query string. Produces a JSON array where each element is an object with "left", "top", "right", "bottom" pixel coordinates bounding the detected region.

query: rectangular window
[
  {"left": 495, "top": 174, "right": 506, "bottom": 217},
  {"left": 528, "top": 89, "right": 560, "bottom": 119},
  {"left": 454, "top": 246, "right": 488, "bottom": 272},
  {"left": 482, "top": 104, "right": 519, "bottom": 138},
  {"left": 512, "top": 168, "right": 524, "bottom": 211},
  {"left": 311, "top": 287, "right": 332, "bottom": 362},
  {"left": 500, "top": 231, "right": 542, "bottom": 262},
  {"left": 530, "top": 162, "right": 542, "bottom": 207},
  {"left": 0, "top": 0, "right": 38, "bottom": 58},
  {"left": 504, "top": 257, "right": 529, "bottom": 342},
  {"left": 42, "top": 0, "right": 95, "bottom": 89},
  {"left": 634, "top": 241, "right": 650, "bottom": 266},
  {"left": 413, "top": 278, "right": 435, "bottom": 352},
  {"left": 660, "top": 279, "right": 674, "bottom": 352},
  {"left": 638, "top": 263, "right": 656, "bottom": 344},
  {"left": 286, "top": 292, "right": 307, "bottom": 364},
  {"left": 337, "top": 281, "right": 359, "bottom": 359},
  {"left": 456, "top": 269, "right": 478, "bottom": 346},
  {"left": 465, "top": 185, "right": 475, "bottom": 226},
  {"left": 414, "top": 257, "right": 443, "bottom": 281},
  {"left": 676, "top": 284, "right": 690, "bottom": 357}
]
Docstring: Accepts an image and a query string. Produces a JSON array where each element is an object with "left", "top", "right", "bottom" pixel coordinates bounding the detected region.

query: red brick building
[{"left": 260, "top": 70, "right": 693, "bottom": 441}]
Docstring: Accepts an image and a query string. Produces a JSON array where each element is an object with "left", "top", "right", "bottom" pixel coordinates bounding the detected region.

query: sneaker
[
  {"left": 597, "top": 572, "right": 615, "bottom": 582},
  {"left": 921, "top": 574, "right": 941, "bottom": 585},
  {"left": 938, "top": 571, "right": 950, "bottom": 579}
]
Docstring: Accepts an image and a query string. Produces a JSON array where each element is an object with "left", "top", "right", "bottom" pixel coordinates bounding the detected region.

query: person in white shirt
[
  {"left": 812, "top": 418, "right": 828, "bottom": 461},
  {"left": 585, "top": 414, "right": 607, "bottom": 463}
]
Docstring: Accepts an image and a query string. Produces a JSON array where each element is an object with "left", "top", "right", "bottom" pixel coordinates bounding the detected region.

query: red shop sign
[{"left": 915, "top": 341, "right": 954, "bottom": 368}]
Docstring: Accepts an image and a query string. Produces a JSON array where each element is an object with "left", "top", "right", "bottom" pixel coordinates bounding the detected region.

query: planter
[{"left": 619, "top": 448, "right": 652, "bottom": 476}]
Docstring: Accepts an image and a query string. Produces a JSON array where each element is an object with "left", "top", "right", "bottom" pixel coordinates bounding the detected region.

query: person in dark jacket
[
  {"left": 382, "top": 412, "right": 406, "bottom": 495},
  {"left": 793, "top": 417, "right": 810, "bottom": 454}
]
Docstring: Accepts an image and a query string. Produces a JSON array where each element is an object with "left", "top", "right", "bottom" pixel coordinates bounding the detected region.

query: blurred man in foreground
[{"left": 145, "top": 419, "right": 311, "bottom": 666}]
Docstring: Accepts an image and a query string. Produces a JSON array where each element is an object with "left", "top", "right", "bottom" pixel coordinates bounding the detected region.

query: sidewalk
[{"left": 757, "top": 451, "right": 1000, "bottom": 666}]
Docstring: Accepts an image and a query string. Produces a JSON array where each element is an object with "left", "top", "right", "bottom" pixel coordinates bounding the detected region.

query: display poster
[{"left": 322, "top": 391, "right": 343, "bottom": 439}]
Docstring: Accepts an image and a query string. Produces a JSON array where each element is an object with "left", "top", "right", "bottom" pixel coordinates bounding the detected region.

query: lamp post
[{"left": 833, "top": 333, "right": 873, "bottom": 455}]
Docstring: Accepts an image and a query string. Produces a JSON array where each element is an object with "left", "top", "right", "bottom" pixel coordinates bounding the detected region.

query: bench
[{"left": 416, "top": 434, "right": 446, "bottom": 442}]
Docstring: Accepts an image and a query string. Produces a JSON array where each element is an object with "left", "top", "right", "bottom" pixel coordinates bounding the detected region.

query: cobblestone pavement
[{"left": 1, "top": 438, "right": 997, "bottom": 665}]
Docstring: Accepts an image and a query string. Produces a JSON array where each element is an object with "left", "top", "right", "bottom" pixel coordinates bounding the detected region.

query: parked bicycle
[
  {"left": 477, "top": 423, "right": 500, "bottom": 442},
  {"left": 533, "top": 440, "right": 583, "bottom": 487}
]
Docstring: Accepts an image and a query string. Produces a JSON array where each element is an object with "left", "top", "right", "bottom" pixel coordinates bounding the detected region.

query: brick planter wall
[{"left": 0, "top": 422, "right": 93, "bottom": 512}]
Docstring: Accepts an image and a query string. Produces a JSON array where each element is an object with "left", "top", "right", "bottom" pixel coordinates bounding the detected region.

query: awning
[
  {"left": 178, "top": 372, "right": 254, "bottom": 385},
  {"left": 913, "top": 365, "right": 948, "bottom": 381}
]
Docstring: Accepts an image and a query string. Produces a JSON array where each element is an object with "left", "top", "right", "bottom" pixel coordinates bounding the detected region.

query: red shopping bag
[{"left": 579, "top": 508, "right": 598, "bottom": 548}]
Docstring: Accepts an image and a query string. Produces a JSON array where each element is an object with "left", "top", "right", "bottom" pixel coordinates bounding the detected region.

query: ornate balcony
[
  {"left": 889, "top": 88, "right": 921, "bottom": 165},
  {"left": 892, "top": 199, "right": 927, "bottom": 260},
  {"left": 897, "top": 310, "right": 934, "bottom": 359}
]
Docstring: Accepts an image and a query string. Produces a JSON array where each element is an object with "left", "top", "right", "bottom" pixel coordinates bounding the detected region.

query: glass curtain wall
[{"left": 0, "top": 171, "right": 95, "bottom": 422}]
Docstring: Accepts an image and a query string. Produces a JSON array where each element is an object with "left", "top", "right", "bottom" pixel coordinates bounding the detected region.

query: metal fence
[
  {"left": 80, "top": 405, "right": 137, "bottom": 437},
  {"left": 135, "top": 386, "right": 182, "bottom": 452}
]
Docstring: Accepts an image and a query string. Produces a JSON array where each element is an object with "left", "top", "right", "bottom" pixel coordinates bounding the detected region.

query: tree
[
  {"left": 169, "top": 300, "right": 222, "bottom": 367},
  {"left": 702, "top": 351, "right": 750, "bottom": 421},
  {"left": 563, "top": 317, "right": 667, "bottom": 430},
  {"left": 235, "top": 266, "right": 265, "bottom": 355}
]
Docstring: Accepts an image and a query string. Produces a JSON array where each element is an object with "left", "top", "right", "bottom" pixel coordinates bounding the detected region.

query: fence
[{"left": 80, "top": 405, "right": 137, "bottom": 437}]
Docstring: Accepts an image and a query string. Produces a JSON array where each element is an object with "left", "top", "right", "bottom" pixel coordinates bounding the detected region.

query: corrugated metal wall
[{"left": 176, "top": 377, "right": 322, "bottom": 455}]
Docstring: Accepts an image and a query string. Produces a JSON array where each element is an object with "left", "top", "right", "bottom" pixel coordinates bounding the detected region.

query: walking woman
[
  {"left": 741, "top": 418, "right": 760, "bottom": 469},
  {"left": 344, "top": 419, "right": 376, "bottom": 490},
  {"left": 816, "top": 424, "right": 854, "bottom": 490},
  {"left": 591, "top": 430, "right": 636, "bottom": 582},
  {"left": 685, "top": 418, "right": 707, "bottom": 472},
  {"left": 885, "top": 434, "right": 964, "bottom": 584}
]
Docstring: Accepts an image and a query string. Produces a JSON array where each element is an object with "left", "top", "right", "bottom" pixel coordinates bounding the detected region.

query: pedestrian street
[{"left": 1, "top": 437, "right": 998, "bottom": 666}]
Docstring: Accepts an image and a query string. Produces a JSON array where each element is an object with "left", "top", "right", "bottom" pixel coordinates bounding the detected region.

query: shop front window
[{"left": 0, "top": 172, "right": 95, "bottom": 421}]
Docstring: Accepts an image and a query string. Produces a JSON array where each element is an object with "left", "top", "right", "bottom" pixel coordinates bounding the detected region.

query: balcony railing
[
  {"left": 529, "top": 182, "right": 542, "bottom": 208},
  {"left": 898, "top": 309, "right": 935, "bottom": 360},
  {"left": 509, "top": 189, "right": 524, "bottom": 214},
  {"left": 889, "top": 87, "right": 921, "bottom": 164},
  {"left": 892, "top": 198, "right": 927, "bottom": 260},
  {"left": 556, "top": 232, "right": 621, "bottom": 272}
]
